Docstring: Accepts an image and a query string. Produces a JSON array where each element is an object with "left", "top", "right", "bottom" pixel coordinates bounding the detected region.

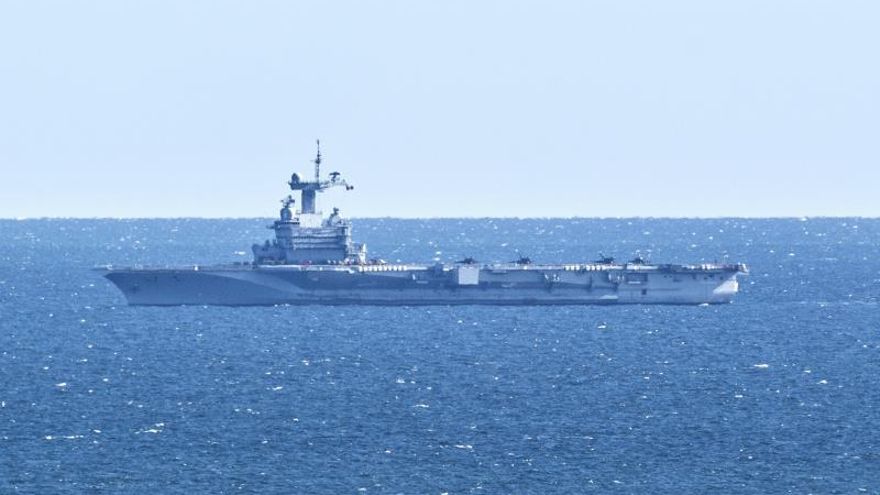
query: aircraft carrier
[{"left": 101, "top": 144, "right": 748, "bottom": 306}]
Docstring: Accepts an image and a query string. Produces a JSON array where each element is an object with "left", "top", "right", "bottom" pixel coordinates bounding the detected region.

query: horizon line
[{"left": 2, "top": 215, "right": 879, "bottom": 221}]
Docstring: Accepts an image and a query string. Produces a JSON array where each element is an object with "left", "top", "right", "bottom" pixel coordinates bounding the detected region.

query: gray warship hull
[{"left": 102, "top": 262, "right": 744, "bottom": 306}]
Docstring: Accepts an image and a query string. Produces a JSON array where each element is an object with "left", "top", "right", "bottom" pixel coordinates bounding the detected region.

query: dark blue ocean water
[{"left": 1, "top": 218, "right": 878, "bottom": 494}]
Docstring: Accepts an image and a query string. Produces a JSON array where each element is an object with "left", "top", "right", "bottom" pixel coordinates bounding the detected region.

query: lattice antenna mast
[{"left": 314, "top": 139, "right": 321, "bottom": 183}]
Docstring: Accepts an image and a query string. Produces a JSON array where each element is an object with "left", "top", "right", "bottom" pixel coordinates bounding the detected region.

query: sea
[{"left": 1, "top": 218, "right": 878, "bottom": 494}]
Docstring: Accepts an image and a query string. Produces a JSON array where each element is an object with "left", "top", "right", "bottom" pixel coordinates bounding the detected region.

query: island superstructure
[{"left": 102, "top": 143, "right": 748, "bottom": 306}]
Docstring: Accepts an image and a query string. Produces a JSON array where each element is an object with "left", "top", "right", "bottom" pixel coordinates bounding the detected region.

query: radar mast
[{"left": 287, "top": 140, "right": 353, "bottom": 214}]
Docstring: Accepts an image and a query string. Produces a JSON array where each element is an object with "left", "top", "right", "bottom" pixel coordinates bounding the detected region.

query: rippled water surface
[{"left": 1, "top": 218, "right": 878, "bottom": 493}]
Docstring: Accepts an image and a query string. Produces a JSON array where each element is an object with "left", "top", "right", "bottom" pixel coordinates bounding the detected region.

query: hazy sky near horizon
[{"left": 1, "top": 1, "right": 878, "bottom": 218}]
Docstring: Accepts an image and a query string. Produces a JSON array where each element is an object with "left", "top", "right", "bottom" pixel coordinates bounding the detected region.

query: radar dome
[
  {"left": 290, "top": 173, "right": 302, "bottom": 184},
  {"left": 279, "top": 206, "right": 293, "bottom": 221}
]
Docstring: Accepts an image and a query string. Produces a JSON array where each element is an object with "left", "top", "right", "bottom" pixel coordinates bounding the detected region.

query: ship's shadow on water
[{"left": 1, "top": 218, "right": 879, "bottom": 493}]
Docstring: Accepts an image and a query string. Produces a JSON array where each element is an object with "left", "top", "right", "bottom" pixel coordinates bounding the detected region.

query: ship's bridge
[{"left": 252, "top": 141, "right": 365, "bottom": 265}]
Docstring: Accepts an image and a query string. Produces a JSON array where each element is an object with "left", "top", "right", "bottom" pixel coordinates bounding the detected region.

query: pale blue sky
[{"left": 1, "top": 1, "right": 878, "bottom": 218}]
